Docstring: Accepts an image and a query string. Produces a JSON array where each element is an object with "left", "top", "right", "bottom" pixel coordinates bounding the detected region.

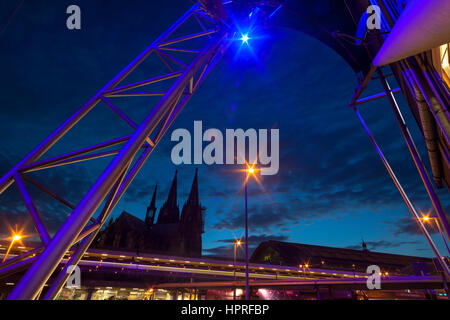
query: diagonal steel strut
[{"left": 2, "top": 3, "right": 230, "bottom": 299}]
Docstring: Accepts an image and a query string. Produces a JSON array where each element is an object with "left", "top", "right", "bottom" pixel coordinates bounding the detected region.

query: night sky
[{"left": 0, "top": 0, "right": 448, "bottom": 260}]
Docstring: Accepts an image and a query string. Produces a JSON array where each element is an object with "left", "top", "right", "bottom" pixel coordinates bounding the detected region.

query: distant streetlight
[
  {"left": 145, "top": 288, "right": 154, "bottom": 300},
  {"left": 234, "top": 239, "right": 242, "bottom": 275},
  {"left": 299, "top": 262, "right": 310, "bottom": 275},
  {"left": 2, "top": 233, "right": 22, "bottom": 263},
  {"left": 422, "top": 214, "right": 450, "bottom": 255}
]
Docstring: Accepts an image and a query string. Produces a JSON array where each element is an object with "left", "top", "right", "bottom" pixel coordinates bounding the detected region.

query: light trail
[{"left": 0, "top": 242, "right": 381, "bottom": 281}]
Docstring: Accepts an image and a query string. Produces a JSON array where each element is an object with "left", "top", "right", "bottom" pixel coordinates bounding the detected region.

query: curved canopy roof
[
  {"left": 374, "top": 0, "right": 450, "bottom": 66},
  {"left": 203, "top": 0, "right": 377, "bottom": 75},
  {"left": 267, "top": 0, "right": 374, "bottom": 75}
]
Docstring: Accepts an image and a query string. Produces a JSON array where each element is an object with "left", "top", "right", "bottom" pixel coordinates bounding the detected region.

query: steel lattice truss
[
  {"left": 1, "top": 0, "right": 450, "bottom": 300},
  {"left": 0, "top": 3, "right": 231, "bottom": 299}
]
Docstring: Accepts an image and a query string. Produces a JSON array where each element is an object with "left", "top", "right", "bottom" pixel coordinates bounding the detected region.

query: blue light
[{"left": 240, "top": 34, "right": 249, "bottom": 44}]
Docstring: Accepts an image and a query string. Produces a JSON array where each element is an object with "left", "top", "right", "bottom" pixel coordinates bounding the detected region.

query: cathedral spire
[
  {"left": 167, "top": 170, "right": 177, "bottom": 207},
  {"left": 186, "top": 168, "right": 199, "bottom": 206},
  {"left": 156, "top": 170, "right": 180, "bottom": 224},
  {"left": 180, "top": 169, "right": 204, "bottom": 257},
  {"left": 145, "top": 184, "right": 157, "bottom": 227}
]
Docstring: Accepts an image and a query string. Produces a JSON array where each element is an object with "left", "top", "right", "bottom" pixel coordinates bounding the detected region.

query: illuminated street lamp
[
  {"left": 145, "top": 288, "right": 154, "bottom": 300},
  {"left": 299, "top": 262, "right": 310, "bottom": 275},
  {"left": 234, "top": 239, "right": 242, "bottom": 275},
  {"left": 2, "top": 233, "right": 22, "bottom": 263},
  {"left": 244, "top": 164, "right": 257, "bottom": 300},
  {"left": 422, "top": 214, "right": 450, "bottom": 255}
]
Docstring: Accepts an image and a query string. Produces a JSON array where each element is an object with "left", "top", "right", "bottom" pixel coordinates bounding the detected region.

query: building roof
[
  {"left": 251, "top": 240, "right": 432, "bottom": 272},
  {"left": 206, "top": 0, "right": 378, "bottom": 75},
  {"left": 114, "top": 211, "right": 148, "bottom": 234}
]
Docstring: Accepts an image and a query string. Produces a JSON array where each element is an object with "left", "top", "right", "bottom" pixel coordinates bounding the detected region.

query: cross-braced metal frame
[
  {"left": 1, "top": 0, "right": 449, "bottom": 300},
  {"left": 0, "top": 3, "right": 231, "bottom": 299},
  {"left": 349, "top": 65, "right": 450, "bottom": 279},
  {"left": 347, "top": 0, "right": 450, "bottom": 280}
]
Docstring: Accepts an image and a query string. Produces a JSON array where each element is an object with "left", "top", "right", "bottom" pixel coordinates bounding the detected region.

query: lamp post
[
  {"left": 233, "top": 239, "right": 241, "bottom": 300},
  {"left": 2, "top": 234, "right": 22, "bottom": 263},
  {"left": 299, "top": 263, "right": 309, "bottom": 276},
  {"left": 244, "top": 166, "right": 255, "bottom": 300},
  {"left": 422, "top": 215, "right": 450, "bottom": 255}
]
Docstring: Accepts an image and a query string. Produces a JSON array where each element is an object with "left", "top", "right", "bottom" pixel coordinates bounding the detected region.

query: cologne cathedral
[{"left": 95, "top": 169, "right": 205, "bottom": 257}]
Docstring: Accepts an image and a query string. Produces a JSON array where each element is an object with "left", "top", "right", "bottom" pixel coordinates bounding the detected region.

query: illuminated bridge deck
[
  {"left": 1, "top": 242, "right": 378, "bottom": 283},
  {"left": 1, "top": 242, "right": 448, "bottom": 299}
]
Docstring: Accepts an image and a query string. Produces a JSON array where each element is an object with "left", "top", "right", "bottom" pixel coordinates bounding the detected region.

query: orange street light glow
[
  {"left": 2, "top": 232, "right": 24, "bottom": 263},
  {"left": 421, "top": 214, "right": 436, "bottom": 224}
]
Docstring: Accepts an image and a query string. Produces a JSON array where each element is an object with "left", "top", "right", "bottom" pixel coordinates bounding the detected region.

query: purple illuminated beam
[
  {"left": 14, "top": 173, "right": 50, "bottom": 245},
  {"left": 158, "top": 29, "right": 217, "bottom": 47},
  {"left": 22, "top": 176, "right": 75, "bottom": 210},
  {"left": 353, "top": 107, "right": 450, "bottom": 278},
  {"left": 102, "top": 71, "right": 183, "bottom": 96},
  {"left": 100, "top": 95, "right": 155, "bottom": 147},
  {"left": 18, "top": 135, "right": 131, "bottom": 173},
  {"left": 378, "top": 68, "right": 450, "bottom": 247},
  {"left": 0, "top": 5, "right": 196, "bottom": 195},
  {"left": 7, "top": 31, "right": 227, "bottom": 300},
  {"left": 43, "top": 35, "right": 231, "bottom": 299}
]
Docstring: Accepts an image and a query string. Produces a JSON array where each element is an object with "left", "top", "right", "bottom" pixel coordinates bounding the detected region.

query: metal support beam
[
  {"left": 8, "top": 31, "right": 226, "bottom": 300},
  {"left": 3, "top": 3, "right": 229, "bottom": 300},
  {"left": 355, "top": 87, "right": 400, "bottom": 106},
  {"left": 0, "top": 3, "right": 198, "bottom": 194},
  {"left": 13, "top": 173, "right": 50, "bottom": 245},
  {"left": 43, "top": 166, "right": 130, "bottom": 300},
  {"left": 351, "top": 106, "right": 450, "bottom": 278},
  {"left": 349, "top": 65, "right": 377, "bottom": 106},
  {"left": 405, "top": 61, "right": 450, "bottom": 143},
  {"left": 378, "top": 69, "right": 450, "bottom": 245}
]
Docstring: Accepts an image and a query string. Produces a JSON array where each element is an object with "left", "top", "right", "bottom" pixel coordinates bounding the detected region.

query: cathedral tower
[
  {"left": 145, "top": 185, "right": 157, "bottom": 227},
  {"left": 180, "top": 168, "right": 204, "bottom": 257}
]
